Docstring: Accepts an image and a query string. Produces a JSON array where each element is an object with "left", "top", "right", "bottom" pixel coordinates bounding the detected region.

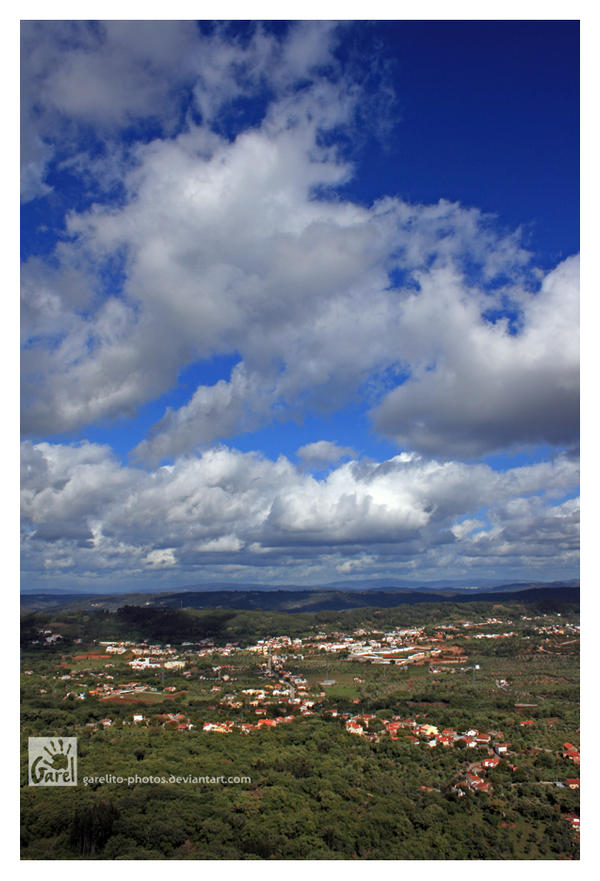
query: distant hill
[{"left": 20, "top": 583, "right": 579, "bottom": 614}]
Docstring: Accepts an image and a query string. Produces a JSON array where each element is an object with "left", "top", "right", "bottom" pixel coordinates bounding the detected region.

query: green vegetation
[{"left": 20, "top": 593, "right": 579, "bottom": 860}]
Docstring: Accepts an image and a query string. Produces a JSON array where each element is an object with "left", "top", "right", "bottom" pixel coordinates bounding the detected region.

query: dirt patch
[
  {"left": 74, "top": 653, "right": 110, "bottom": 660},
  {"left": 100, "top": 691, "right": 185, "bottom": 704},
  {"left": 535, "top": 675, "right": 572, "bottom": 685},
  {"left": 438, "top": 645, "right": 466, "bottom": 657},
  {"left": 100, "top": 695, "right": 158, "bottom": 705}
]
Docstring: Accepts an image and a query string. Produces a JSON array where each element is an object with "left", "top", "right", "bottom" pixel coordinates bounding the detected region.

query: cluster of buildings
[
  {"left": 88, "top": 680, "right": 160, "bottom": 699},
  {"left": 343, "top": 716, "right": 509, "bottom": 752},
  {"left": 243, "top": 626, "right": 467, "bottom": 669},
  {"left": 100, "top": 641, "right": 190, "bottom": 671},
  {"left": 564, "top": 814, "right": 580, "bottom": 833},
  {"left": 468, "top": 631, "right": 515, "bottom": 640},
  {"left": 55, "top": 668, "right": 185, "bottom": 702},
  {"left": 92, "top": 616, "right": 528, "bottom": 674},
  {"left": 340, "top": 715, "right": 523, "bottom": 796},
  {"left": 129, "top": 657, "right": 186, "bottom": 671},
  {"left": 525, "top": 618, "right": 580, "bottom": 638},
  {"left": 202, "top": 715, "right": 298, "bottom": 734},
  {"left": 26, "top": 629, "right": 64, "bottom": 645},
  {"left": 562, "top": 742, "right": 580, "bottom": 765}
]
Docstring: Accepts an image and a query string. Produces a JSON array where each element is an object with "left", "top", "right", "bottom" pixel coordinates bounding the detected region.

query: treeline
[
  {"left": 20, "top": 606, "right": 236, "bottom": 647},
  {"left": 20, "top": 718, "right": 579, "bottom": 860},
  {"left": 21, "top": 593, "right": 579, "bottom": 649}
]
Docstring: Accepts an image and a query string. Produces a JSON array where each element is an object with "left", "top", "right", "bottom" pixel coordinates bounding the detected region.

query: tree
[{"left": 69, "top": 799, "right": 119, "bottom": 856}]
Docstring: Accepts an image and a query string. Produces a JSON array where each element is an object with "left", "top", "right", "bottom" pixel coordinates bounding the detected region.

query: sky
[{"left": 20, "top": 19, "right": 580, "bottom": 593}]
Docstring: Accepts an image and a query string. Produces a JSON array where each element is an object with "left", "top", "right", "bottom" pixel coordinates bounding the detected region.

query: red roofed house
[
  {"left": 472, "top": 780, "right": 492, "bottom": 793},
  {"left": 465, "top": 772, "right": 493, "bottom": 793},
  {"left": 482, "top": 756, "right": 500, "bottom": 769}
]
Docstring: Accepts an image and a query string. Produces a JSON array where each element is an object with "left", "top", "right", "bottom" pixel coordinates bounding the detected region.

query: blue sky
[{"left": 20, "top": 20, "right": 579, "bottom": 592}]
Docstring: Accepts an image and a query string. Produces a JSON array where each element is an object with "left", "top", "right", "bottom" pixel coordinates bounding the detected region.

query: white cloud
[
  {"left": 21, "top": 21, "right": 576, "bottom": 461},
  {"left": 196, "top": 535, "right": 244, "bottom": 553},
  {"left": 336, "top": 555, "right": 376, "bottom": 574},
  {"left": 19, "top": 22, "right": 579, "bottom": 591},
  {"left": 372, "top": 255, "right": 579, "bottom": 457},
  {"left": 297, "top": 440, "right": 357, "bottom": 468},
  {"left": 144, "top": 548, "right": 177, "bottom": 568},
  {"left": 132, "top": 364, "right": 268, "bottom": 465},
  {"left": 21, "top": 91, "right": 571, "bottom": 461},
  {"left": 21, "top": 442, "right": 579, "bottom": 588},
  {"left": 20, "top": 21, "right": 342, "bottom": 201},
  {"left": 450, "top": 519, "right": 486, "bottom": 540}
]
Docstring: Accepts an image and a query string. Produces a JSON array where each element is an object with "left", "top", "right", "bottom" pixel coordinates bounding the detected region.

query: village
[
  {"left": 20, "top": 595, "right": 581, "bottom": 861},
  {"left": 22, "top": 608, "right": 580, "bottom": 834}
]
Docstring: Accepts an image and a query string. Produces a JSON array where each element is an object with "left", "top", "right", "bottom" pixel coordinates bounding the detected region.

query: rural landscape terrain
[
  {"left": 20, "top": 20, "right": 580, "bottom": 863},
  {"left": 21, "top": 584, "right": 580, "bottom": 860}
]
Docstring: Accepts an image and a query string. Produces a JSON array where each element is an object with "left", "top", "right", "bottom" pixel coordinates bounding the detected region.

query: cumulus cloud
[
  {"left": 132, "top": 365, "right": 270, "bottom": 465},
  {"left": 297, "top": 441, "right": 357, "bottom": 469},
  {"left": 20, "top": 21, "right": 342, "bottom": 201},
  {"left": 144, "top": 548, "right": 177, "bottom": 568},
  {"left": 20, "top": 22, "right": 579, "bottom": 590},
  {"left": 21, "top": 21, "right": 197, "bottom": 199},
  {"left": 372, "top": 255, "right": 580, "bottom": 457},
  {"left": 21, "top": 90, "right": 569, "bottom": 459},
  {"left": 21, "top": 20, "right": 577, "bottom": 462},
  {"left": 21, "top": 442, "right": 579, "bottom": 588}
]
